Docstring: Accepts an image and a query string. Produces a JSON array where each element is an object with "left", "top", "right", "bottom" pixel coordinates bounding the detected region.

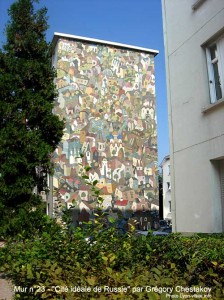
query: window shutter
[
  {"left": 206, "top": 47, "right": 216, "bottom": 103},
  {"left": 217, "top": 36, "right": 224, "bottom": 97}
]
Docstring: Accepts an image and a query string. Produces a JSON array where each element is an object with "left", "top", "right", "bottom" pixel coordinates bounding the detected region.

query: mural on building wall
[{"left": 53, "top": 38, "right": 158, "bottom": 220}]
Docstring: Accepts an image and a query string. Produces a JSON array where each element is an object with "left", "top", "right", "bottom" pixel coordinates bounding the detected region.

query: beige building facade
[{"left": 162, "top": 0, "right": 224, "bottom": 233}]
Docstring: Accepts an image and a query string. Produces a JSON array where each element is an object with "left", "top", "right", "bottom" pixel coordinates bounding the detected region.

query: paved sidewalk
[
  {"left": 0, "top": 277, "right": 14, "bottom": 300},
  {"left": 0, "top": 242, "right": 14, "bottom": 300}
]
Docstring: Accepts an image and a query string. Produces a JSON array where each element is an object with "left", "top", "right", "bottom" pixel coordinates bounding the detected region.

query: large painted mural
[{"left": 53, "top": 37, "right": 158, "bottom": 221}]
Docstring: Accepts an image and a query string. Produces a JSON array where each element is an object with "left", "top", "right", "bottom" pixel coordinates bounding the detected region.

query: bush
[
  {"left": 0, "top": 166, "right": 223, "bottom": 299},
  {"left": 0, "top": 228, "right": 224, "bottom": 300}
]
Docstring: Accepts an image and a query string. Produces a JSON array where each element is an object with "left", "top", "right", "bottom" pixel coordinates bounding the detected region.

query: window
[
  {"left": 219, "top": 160, "right": 224, "bottom": 232},
  {"left": 206, "top": 35, "right": 224, "bottom": 103},
  {"left": 168, "top": 164, "right": 170, "bottom": 175},
  {"left": 167, "top": 182, "right": 171, "bottom": 190},
  {"left": 211, "top": 159, "right": 224, "bottom": 232}
]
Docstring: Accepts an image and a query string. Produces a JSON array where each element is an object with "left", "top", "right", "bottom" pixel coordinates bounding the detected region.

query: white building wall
[
  {"left": 162, "top": 0, "right": 224, "bottom": 233},
  {"left": 163, "top": 159, "right": 171, "bottom": 221},
  {"left": 160, "top": 156, "right": 171, "bottom": 221}
]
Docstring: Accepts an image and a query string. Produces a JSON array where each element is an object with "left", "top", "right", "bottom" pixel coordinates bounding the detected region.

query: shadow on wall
[{"left": 58, "top": 207, "right": 160, "bottom": 232}]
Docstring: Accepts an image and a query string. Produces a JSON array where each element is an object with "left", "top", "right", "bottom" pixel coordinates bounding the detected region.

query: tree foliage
[{"left": 0, "top": 0, "right": 64, "bottom": 209}]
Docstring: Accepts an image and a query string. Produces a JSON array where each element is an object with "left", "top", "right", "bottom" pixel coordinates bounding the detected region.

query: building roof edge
[
  {"left": 159, "top": 154, "right": 170, "bottom": 168},
  {"left": 52, "top": 32, "right": 159, "bottom": 56}
]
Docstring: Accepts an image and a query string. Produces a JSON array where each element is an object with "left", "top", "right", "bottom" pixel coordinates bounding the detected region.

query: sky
[{"left": 0, "top": 0, "right": 169, "bottom": 165}]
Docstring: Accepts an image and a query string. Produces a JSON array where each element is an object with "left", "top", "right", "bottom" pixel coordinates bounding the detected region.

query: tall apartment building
[
  {"left": 162, "top": 0, "right": 224, "bottom": 233},
  {"left": 50, "top": 33, "right": 159, "bottom": 220},
  {"left": 160, "top": 155, "right": 171, "bottom": 222}
]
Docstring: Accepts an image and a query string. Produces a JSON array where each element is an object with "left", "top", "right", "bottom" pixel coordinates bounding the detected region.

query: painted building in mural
[{"left": 51, "top": 33, "right": 159, "bottom": 221}]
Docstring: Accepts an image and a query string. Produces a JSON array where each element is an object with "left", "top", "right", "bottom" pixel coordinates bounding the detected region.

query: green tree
[{"left": 0, "top": 0, "right": 64, "bottom": 210}]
